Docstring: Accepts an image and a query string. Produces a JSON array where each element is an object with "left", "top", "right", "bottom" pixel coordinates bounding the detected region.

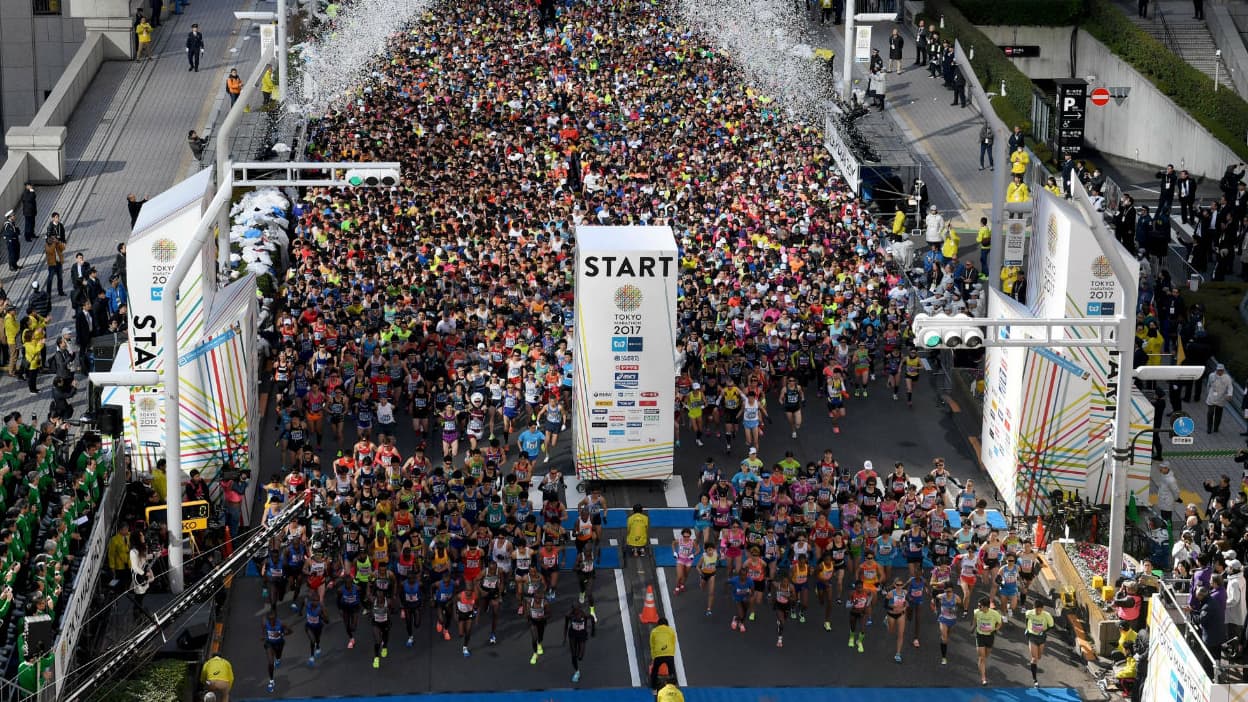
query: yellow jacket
[
  {"left": 1006, "top": 181, "right": 1030, "bottom": 203},
  {"left": 650, "top": 624, "right": 677, "bottom": 658},
  {"left": 976, "top": 225, "right": 992, "bottom": 249},
  {"left": 22, "top": 335, "right": 43, "bottom": 370},
  {"left": 261, "top": 69, "right": 277, "bottom": 96},
  {"left": 892, "top": 209, "right": 906, "bottom": 236},
  {"left": 626, "top": 512, "right": 649, "bottom": 547},
  {"left": 136, "top": 21, "right": 152, "bottom": 43},
  {"left": 941, "top": 228, "right": 960, "bottom": 259},
  {"left": 200, "top": 656, "right": 234, "bottom": 687},
  {"left": 1010, "top": 149, "right": 1029, "bottom": 175},
  {"left": 107, "top": 532, "right": 129, "bottom": 571},
  {"left": 3, "top": 313, "right": 17, "bottom": 346}
]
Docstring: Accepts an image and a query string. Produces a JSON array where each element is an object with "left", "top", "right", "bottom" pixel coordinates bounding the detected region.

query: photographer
[{"left": 1205, "top": 475, "right": 1232, "bottom": 514}]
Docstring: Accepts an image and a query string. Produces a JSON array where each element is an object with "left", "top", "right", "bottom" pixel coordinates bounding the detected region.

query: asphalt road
[{"left": 220, "top": 367, "right": 1102, "bottom": 699}]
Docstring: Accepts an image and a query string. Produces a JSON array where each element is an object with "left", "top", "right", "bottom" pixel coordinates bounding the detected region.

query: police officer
[{"left": 3, "top": 211, "right": 19, "bottom": 272}]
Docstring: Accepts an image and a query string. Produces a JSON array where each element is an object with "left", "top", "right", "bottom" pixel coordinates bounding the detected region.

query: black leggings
[
  {"left": 403, "top": 605, "right": 421, "bottom": 636},
  {"left": 530, "top": 617, "right": 547, "bottom": 652},
  {"left": 570, "top": 636, "right": 587, "bottom": 670},
  {"left": 373, "top": 620, "right": 391, "bottom": 656}
]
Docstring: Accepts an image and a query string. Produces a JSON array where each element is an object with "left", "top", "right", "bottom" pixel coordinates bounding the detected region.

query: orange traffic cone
[
  {"left": 639, "top": 585, "right": 660, "bottom": 624},
  {"left": 223, "top": 525, "right": 234, "bottom": 557}
]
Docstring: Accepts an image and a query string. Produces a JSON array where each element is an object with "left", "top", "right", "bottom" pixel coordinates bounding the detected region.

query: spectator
[
  {"left": 1155, "top": 462, "right": 1182, "bottom": 524},
  {"left": 225, "top": 68, "right": 243, "bottom": 106},
  {"left": 1112, "top": 580, "right": 1144, "bottom": 631},
  {"left": 126, "top": 194, "right": 147, "bottom": 229},
  {"left": 260, "top": 64, "right": 276, "bottom": 106},
  {"left": 200, "top": 655, "right": 234, "bottom": 702},
  {"left": 44, "top": 234, "right": 65, "bottom": 298},
  {"left": 135, "top": 16, "right": 154, "bottom": 61},
  {"left": 188, "top": 130, "right": 208, "bottom": 163},
  {"left": 107, "top": 522, "right": 130, "bottom": 586},
  {"left": 1207, "top": 364, "right": 1234, "bottom": 433},
  {"left": 1227, "top": 560, "right": 1246, "bottom": 646},
  {"left": 19, "top": 183, "right": 36, "bottom": 243}
]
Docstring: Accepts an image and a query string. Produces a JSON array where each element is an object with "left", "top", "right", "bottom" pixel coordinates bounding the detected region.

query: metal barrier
[
  {"left": 1158, "top": 576, "right": 1227, "bottom": 683},
  {"left": 50, "top": 446, "right": 126, "bottom": 698}
]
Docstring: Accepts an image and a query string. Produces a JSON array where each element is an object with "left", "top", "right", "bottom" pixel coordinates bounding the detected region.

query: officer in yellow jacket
[
  {"left": 940, "top": 224, "right": 960, "bottom": 263},
  {"left": 1007, "top": 174, "right": 1031, "bottom": 203}
]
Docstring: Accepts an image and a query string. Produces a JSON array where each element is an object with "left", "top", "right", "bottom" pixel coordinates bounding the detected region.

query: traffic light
[
  {"left": 912, "top": 313, "right": 985, "bottom": 349},
  {"left": 344, "top": 168, "right": 399, "bottom": 187}
]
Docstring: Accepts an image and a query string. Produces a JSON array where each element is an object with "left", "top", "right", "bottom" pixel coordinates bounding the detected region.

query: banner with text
[{"left": 573, "top": 226, "right": 677, "bottom": 481}]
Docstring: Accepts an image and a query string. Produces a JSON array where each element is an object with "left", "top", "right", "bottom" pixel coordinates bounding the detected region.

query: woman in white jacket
[
  {"left": 1226, "top": 560, "right": 1247, "bottom": 647},
  {"left": 1154, "top": 461, "right": 1182, "bottom": 523}
]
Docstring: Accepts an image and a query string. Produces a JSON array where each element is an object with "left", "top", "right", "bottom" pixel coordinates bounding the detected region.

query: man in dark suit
[
  {"left": 82, "top": 267, "right": 104, "bottom": 305},
  {"left": 19, "top": 183, "right": 36, "bottom": 242},
  {"left": 70, "top": 253, "right": 91, "bottom": 302},
  {"left": 74, "top": 300, "right": 95, "bottom": 375},
  {"left": 1177, "top": 170, "right": 1196, "bottom": 225}
]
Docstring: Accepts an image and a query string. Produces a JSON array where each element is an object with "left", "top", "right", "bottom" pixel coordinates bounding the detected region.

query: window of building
[{"left": 33, "top": 0, "right": 61, "bottom": 15}]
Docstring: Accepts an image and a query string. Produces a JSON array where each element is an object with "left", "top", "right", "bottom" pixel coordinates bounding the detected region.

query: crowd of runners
[{"left": 246, "top": 0, "right": 1058, "bottom": 692}]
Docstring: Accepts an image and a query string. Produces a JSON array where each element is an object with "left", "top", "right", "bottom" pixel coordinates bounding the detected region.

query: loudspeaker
[
  {"left": 176, "top": 623, "right": 210, "bottom": 651},
  {"left": 23, "top": 615, "right": 54, "bottom": 656},
  {"left": 97, "top": 406, "right": 123, "bottom": 436}
]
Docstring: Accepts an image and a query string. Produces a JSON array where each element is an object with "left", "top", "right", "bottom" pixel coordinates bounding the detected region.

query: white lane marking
[
  {"left": 654, "top": 567, "right": 689, "bottom": 687},
  {"left": 611, "top": 538, "right": 643, "bottom": 687}
]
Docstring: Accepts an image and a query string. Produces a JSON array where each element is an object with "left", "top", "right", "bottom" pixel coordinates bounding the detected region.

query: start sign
[
  {"left": 146, "top": 500, "right": 210, "bottom": 533},
  {"left": 1090, "top": 87, "right": 1111, "bottom": 106}
]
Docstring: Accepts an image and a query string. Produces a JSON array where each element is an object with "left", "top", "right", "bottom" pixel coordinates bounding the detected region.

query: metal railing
[
  {"left": 1155, "top": 4, "right": 1181, "bottom": 57},
  {"left": 1157, "top": 576, "right": 1227, "bottom": 683}
]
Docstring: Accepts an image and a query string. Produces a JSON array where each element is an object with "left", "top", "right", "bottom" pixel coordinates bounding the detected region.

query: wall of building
[
  {"left": 0, "top": 0, "right": 86, "bottom": 137},
  {"left": 976, "top": 25, "right": 1240, "bottom": 179}
]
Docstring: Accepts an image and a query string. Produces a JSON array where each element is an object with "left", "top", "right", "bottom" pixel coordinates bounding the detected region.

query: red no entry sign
[{"left": 1090, "top": 87, "right": 1111, "bottom": 106}]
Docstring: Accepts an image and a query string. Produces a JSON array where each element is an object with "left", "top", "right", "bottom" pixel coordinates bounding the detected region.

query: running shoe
[
  {"left": 833, "top": 426, "right": 840, "bottom": 434},
  {"left": 406, "top": 636, "right": 414, "bottom": 648},
  {"left": 738, "top": 623, "right": 746, "bottom": 633},
  {"left": 748, "top": 612, "right": 756, "bottom": 622},
  {"left": 436, "top": 622, "right": 444, "bottom": 633},
  {"left": 373, "top": 657, "right": 380, "bottom": 669},
  {"left": 913, "top": 639, "right": 920, "bottom": 648},
  {"left": 799, "top": 614, "right": 806, "bottom": 623},
  {"left": 290, "top": 601, "right": 300, "bottom": 613},
  {"left": 866, "top": 618, "right": 873, "bottom": 626},
  {"left": 530, "top": 653, "right": 539, "bottom": 665},
  {"left": 274, "top": 659, "right": 281, "bottom": 669},
  {"left": 267, "top": 680, "right": 275, "bottom": 693},
  {"left": 381, "top": 647, "right": 389, "bottom": 658},
  {"left": 348, "top": 638, "right": 355, "bottom": 649},
  {"left": 731, "top": 618, "right": 739, "bottom": 631},
  {"left": 490, "top": 633, "right": 498, "bottom": 645},
  {"left": 941, "top": 657, "right": 947, "bottom": 665},
  {"left": 706, "top": 609, "right": 713, "bottom": 617},
  {"left": 517, "top": 606, "right": 525, "bottom": 615},
  {"left": 893, "top": 393, "right": 899, "bottom": 400},
  {"left": 791, "top": 432, "right": 797, "bottom": 439},
  {"left": 579, "top": 592, "right": 586, "bottom": 604},
  {"left": 572, "top": 670, "right": 581, "bottom": 683},
  {"left": 894, "top": 654, "right": 902, "bottom": 663},
  {"left": 856, "top": 637, "right": 864, "bottom": 653},
  {"left": 537, "top": 644, "right": 544, "bottom": 655},
  {"left": 590, "top": 606, "right": 597, "bottom": 620},
  {"left": 981, "top": 680, "right": 987, "bottom": 686},
  {"left": 463, "top": 646, "right": 471, "bottom": 657},
  {"left": 543, "top": 455, "right": 550, "bottom": 463},
  {"left": 696, "top": 439, "right": 704, "bottom": 447},
  {"left": 547, "top": 590, "right": 557, "bottom": 602},
  {"left": 863, "top": 390, "right": 869, "bottom": 398},
  {"left": 308, "top": 656, "right": 315, "bottom": 667},
  {"left": 561, "top": 424, "right": 567, "bottom": 431},
  {"left": 777, "top": 636, "right": 783, "bottom": 648},
  {"left": 825, "top": 621, "right": 832, "bottom": 631},
  {"left": 442, "top": 630, "right": 451, "bottom": 641},
  {"left": 847, "top": 633, "right": 855, "bottom": 647},
  {"left": 789, "top": 610, "right": 797, "bottom": 620},
  {"left": 315, "top": 647, "right": 322, "bottom": 658},
  {"left": 1033, "top": 680, "right": 1039, "bottom": 687}
]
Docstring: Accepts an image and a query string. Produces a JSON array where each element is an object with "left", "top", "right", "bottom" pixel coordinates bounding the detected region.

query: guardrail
[{"left": 1158, "top": 575, "right": 1227, "bottom": 683}]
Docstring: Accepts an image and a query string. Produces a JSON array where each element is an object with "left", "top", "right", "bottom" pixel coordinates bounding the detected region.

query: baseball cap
[
  {"left": 863, "top": 460, "right": 873, "bottom": 471},
  {"left": 748, "top": 447, "right": 758, "bottom": 455}
]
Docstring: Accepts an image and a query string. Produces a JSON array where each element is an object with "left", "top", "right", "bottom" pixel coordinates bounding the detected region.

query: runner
[
  {"left": 304, "top": 590, "right": 326, "bottom": 666},
  {"left": 781, "top": 376, "right": 805, "bottom": 439},
  {"left": 456, "top": 585, "right": 478, "bottom": 657},
  {"left": 686, "top": 383, "right": 707, "bottom": 447},
  {"left": 824, "top": 366, "right": 848, "bottom": 434},
  {"left": 847, "top": 579, "right": 870, "bottom": 653},
  {"left": 730, "top": 569, "right": 753, "bottom": 633},
  {"left": 370, "top": 589, "right": 393, "bottom": 669},
  {"left": 477, "top": 561, "right": 504, "bottom": 645},
  {"left": 540, "top": 396, "right": 564, "bottom": 463},
  {"left": 573, "top": 546, "right": 598, "bottom": 618},
  {"left": 997, "top": 553, "right": 1022, "bottom": 618},
  {"left": 1025, "top": 599, "right": 1055, "bottom": 686},
  {"left": 523, "top": 578, "right": 550, "bottom": 665},
  {"left": 884, "top": 578, "right": 909, "bottom": 663},
  {"left": 672, "top": 529, "right": 698, "bottom": 594},
  {"left": 973, "top": 597, "right": 1004, "bottom": 686},
  {"left": 905, "top": 573, "right": 927, "bottom": 649},
  {"left": 697, "top": 543, "right": 720, "bottom": 616},
  {"left": 932, "top": 583, "right": 960, "bottom": 664},
  {"left": 262, "top": 608, "right": 291, "bottom": 693},
  {"left": 432, "top": 570, "right": 456, "bottom": 642},
  {"left": 400, "top": 569, "right": 422, "bottom": 647},
  {"left": 903, "top": 349, "right": 923, "bottom": 407},
  {"left": 740, "top": 390, "right": 767, "bottom": 453},
  {"left": 773, "top": 572, "right": 796, "bottom": 647},
  {"left": 564, "top": 601, "right": 596, "bottom": 683},
  {"left": 336, "top": 578, "right": 362, "bottom": 650}
]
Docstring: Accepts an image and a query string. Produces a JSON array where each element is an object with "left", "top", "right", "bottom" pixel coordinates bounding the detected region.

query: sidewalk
[
  {"left": 0, "top": 0, "right": 262, "bottom": 419},
  {"left": 804, "top": 11, "right": 996, "bottom": 229}
]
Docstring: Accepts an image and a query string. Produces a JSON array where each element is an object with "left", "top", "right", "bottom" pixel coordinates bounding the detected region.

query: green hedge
[
  {"left": 918, "top": 0, "right": 1036, "bottom": 135},
  {"left": 1080, "top": 0, "right": 1248, "bottom": 162},
  {"left": 952, "top": 0, "right": 1083, "bottom": 25},
  {"left": 98, "top": 659, "right": 193, "bottom": 702}
]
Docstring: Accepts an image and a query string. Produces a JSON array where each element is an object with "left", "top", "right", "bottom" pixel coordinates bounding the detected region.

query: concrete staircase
[{"left": 1121, "top": 0, "right": 1237, "bottom": 93}]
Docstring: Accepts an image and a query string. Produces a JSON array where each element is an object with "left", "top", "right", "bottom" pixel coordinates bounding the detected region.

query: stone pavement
[
  {"left": 0, "top": 0, "right": 263, "bottom": 420},
  {"left": 802, "top": 9, "right": 996, "bottom": 230}
]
